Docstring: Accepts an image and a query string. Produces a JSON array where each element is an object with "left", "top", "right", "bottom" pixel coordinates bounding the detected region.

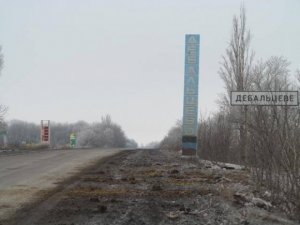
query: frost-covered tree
[
  {"left": 0, "top": 46, "right": 3, "bottom": 72},
  {"left": 0, "top": 46, "right": 7, "bottom": 125},
  {"left": 7, "top": 120, "right": 40, "bottom": 145},
  {"left": 50, "top": 121, "right": 89, "bottom": 147},
  {"left": 76, "top": 115, "right": 127, "bottom": 148},
  {"left": 77, "top": 128, "right": 95, "bottom": 147},
  {"left": 4, "top": 116, "right": 133, "bottom": 149},
  {"left": 126, "top": 139, "right": 138, "bottom": 148}
]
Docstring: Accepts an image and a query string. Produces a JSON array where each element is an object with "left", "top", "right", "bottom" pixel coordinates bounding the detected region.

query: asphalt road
[{"left": 0, "top": 148, "right": 120, "bottom": 221}]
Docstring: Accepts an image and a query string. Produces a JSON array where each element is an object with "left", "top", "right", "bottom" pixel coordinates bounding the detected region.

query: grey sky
[{"left": 0, "top": 0, "right": 299, "bottom": 145}]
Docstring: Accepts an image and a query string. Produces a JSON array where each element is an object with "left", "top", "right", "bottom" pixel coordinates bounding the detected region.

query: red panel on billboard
[{"left": 41, "top": 120, "right": 50, "bottom": 144}]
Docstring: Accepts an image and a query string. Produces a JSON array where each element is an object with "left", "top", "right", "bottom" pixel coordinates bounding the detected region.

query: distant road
[{"left": 0, "top": 148, "right": 120, "bottom": 221}]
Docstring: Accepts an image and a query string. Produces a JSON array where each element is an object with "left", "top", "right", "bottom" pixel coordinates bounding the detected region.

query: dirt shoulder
[{"left": 3, "top": 149, "right": 299, "bottom": 225}]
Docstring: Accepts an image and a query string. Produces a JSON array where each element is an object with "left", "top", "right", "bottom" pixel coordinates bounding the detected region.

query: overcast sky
[{"left": 0, "top": 0, "right": 299, "bottom": 145}]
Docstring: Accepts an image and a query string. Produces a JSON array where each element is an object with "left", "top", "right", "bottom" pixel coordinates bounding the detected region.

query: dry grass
[
  {"left": 137, "top": 169, "right": 164, "bottom": 178},
  {"left": 68, "top": 187, "right": 135, "bottom": 197},
  {"left": 224, "top": 171, "right": 250, "bottom": 185},
  {"left": 183, "top": 170, "right": 215, "bottom": 179},
  {"left": 82, "top": 176, "right": 103, "bottom": 182},
  {"left": 67, "top": 185, "right": 213, "bottom": 199},
  {"left": 217, "top": 185, "right": 235, "bottom": 201},
  {"left": 165, "top": 178, "right": 203, "bottom": 186}
]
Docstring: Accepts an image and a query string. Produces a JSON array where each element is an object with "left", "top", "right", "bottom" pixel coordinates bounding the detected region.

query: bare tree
[
  {"left": 244, "top": 56, "right": 300, "bottom": 217},
  {"left": 0, "top": 46, "right": 3, "bottom": 74},
  {"left": 219, "top": 5, "right": 254, "bottom": 163},
  {"left": 160, "top": 121, "right": 182, "bottom": 151},
  {"left": 0, "top": 106, "right": 7, "bottom": 126},
  {"left": 7, "top": 120, "right": 40, "bottom": 145},
  {"left": 0, "top": 46, "right": 7, "bottom": 124},
  {"left": 198, "top": 113, "right": 234, "bottom": 163}
]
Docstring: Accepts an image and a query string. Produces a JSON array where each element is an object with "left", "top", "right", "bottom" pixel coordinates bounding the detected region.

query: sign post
[
  {"left": 0, "top": 130, "right": 7, "bottom": 148},
  {"left": 182, "top": 34, "right": 200, "bottom": 156},
  {"left": 70, "top": 133, "right": 76, "bottom": 148},
  {"left": 41, "top": 120, "right": 50, "bottom": 146}
]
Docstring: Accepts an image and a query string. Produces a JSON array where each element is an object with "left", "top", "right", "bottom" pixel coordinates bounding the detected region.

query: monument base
[{"left": 182, "top": 148, "right": 197, "bottom": 156}]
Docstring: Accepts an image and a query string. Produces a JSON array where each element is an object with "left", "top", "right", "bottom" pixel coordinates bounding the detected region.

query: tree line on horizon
[{"left": 0, "top": 115, "right": 137, "bottom": 149}]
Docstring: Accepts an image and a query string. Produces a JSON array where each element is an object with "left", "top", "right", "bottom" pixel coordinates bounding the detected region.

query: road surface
[{"left": 0, "top": 148, "right": 120, "bottom": 221}]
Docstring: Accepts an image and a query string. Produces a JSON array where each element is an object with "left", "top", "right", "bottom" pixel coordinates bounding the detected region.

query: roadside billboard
[{"left": 41, "top": 120, "right": 50, "bottom": 145}]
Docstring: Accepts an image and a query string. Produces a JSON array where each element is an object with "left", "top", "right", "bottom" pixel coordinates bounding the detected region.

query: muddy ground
[{"left": 3, "top": 149, "right": 299, "bottom": 225}]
